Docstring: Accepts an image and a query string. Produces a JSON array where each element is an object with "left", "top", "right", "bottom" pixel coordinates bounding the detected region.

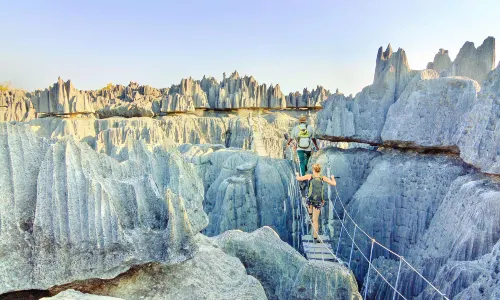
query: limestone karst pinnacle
[
  {"left": 374, "top": 44, "right": 394, "bottom": 81},
  {"left": 426, "top": 48, "right": 452, "bottom": 72},
  {"left": 431, "top": 36, "right": 496, "bottom": 82}
]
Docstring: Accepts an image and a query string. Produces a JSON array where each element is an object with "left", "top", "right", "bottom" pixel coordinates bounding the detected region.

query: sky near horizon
[{"left": 1, "top": 0, "right": 499, "bottom": 95}]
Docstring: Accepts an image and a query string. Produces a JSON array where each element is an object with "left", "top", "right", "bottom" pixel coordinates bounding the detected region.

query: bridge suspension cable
[{"left": 288, "top": 156, "right": 448, "bottom": 300}]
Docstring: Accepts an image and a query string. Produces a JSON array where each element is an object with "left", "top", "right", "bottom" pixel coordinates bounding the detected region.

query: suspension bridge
[
  {"left": 287, "top": 156, "right": 449, "bottom": 300},
  {"left": 248, "top": 113, "right": 449, "bottom": 299}
]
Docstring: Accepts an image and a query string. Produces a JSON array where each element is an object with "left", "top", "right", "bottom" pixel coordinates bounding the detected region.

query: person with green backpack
[
  {"left": 295, "top": 163, "right": 337, "bottom": 242},
  {"left": 286, "top": 115, "right": 319, "bottom": 176}
]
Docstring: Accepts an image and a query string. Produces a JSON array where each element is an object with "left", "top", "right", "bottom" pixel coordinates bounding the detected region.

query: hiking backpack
[
  {"left": 308, "top": 176, "right": 324, "bottom": 204},
  {"left": 297, "top": 124, "right": 311, "bottom": 149}
]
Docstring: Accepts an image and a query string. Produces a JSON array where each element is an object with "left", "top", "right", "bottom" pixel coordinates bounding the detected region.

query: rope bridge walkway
[
  {"left": 287, "top": 157, "right": 449, "bottom": 300},
  {"left": 247, "top": 113, "right": 447, "bottom": 298}
]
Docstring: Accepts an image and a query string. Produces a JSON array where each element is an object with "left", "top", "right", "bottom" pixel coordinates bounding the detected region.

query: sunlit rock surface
[
  {"left": 382, "top": 72, "right": 479, "bottom": 149},
  {"left": 427, "top": 37, "right": 496, "bottom": 83},
  {"left": 286, "top": 86, "right": 329, "bottom": 108},
  {"left": 26, "top": 72, "right": 326, "bottom": 118},
  {"left": 443, "top": 36, "right": 496, "bottom": 83},
  {"left": 27, "top": 115, "right": 242, "bottom": 156},
  {"left": 317, "top": 38, "right": 499, "bottom": 175},
  {"left": 316, "top": 44, "right": 417, "bottom": 143},
  {"left": 426, "top": 48, "right": 452, "bottom": 73},
  {"left": 26, "top": 111, "right": 304, "bottom": 159},
  {"left": 31, "top": 77, "right": 95, "bottom": 115},
  {"left": 211, "top": 227, "right": 362, "bottom": 300},
  {"left": 0, "top": 89, "right": 37, "bottom": 122}
]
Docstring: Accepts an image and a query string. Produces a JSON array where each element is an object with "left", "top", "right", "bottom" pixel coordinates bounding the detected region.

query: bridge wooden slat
[
  {"left": 305, "top": 252, "right": 338, "bottom": 261},
  {"left": 302, "top": 234, "right": 330, "bottom": 242}
]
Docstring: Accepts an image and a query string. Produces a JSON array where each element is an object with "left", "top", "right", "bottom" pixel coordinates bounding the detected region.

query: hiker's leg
[
  {"left": 312, "top": 206, "right": 321, "bottom": 239},
  {"left": 304, "top": 151, "right": 312, "bottom": 173},
  {"left": 307, "top": 204, "right": 313, "bottom": 236},
  {"left": 297, "top": 150, "right": 306, "bottom": 175}
]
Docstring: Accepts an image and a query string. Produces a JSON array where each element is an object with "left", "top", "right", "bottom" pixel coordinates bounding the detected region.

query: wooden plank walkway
[{"left": 302, "top": 235, "right": 339, "bottom": 262}]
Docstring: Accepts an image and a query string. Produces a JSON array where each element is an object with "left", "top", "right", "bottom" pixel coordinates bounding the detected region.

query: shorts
[{"left": 307, "top": 199, "right": 324, "bottom": 209}]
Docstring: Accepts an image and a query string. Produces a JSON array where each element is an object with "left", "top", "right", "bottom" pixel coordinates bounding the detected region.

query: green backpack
[
  {"left": 308, "top": 176, "right": 324, "bottom": 204},
  {"left": 297, "top": 124, "right": 311, "bottom": 149}
]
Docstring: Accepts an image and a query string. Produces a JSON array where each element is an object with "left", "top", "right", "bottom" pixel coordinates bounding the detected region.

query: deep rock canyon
[{"left": 0, "top": 36, "right": 498, "bottom": 300}]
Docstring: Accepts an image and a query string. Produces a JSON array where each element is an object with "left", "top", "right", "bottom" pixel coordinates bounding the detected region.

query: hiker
[
  {"left": 286, "top": 115, "right": 319, "bottom": 176},
  {"left": 295, "top": 163, "right": 336, "bottom": 242}
]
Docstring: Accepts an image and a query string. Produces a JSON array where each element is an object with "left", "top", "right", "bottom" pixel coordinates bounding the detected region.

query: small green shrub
[
  {"left": 0, "top": 81, "right": 11, "bottom": 91},
  {"left": 99, "top": 82, "right": 113, "bottom": 91}
]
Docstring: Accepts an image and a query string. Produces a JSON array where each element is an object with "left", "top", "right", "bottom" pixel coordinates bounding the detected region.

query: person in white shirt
[{"left": 286, "top": 115, "right": 319, "bottom": 176}]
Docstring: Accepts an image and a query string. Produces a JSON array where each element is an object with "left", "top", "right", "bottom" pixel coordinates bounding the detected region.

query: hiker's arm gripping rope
[
  {"left": 295, "top": 172, "right": 311, "bottom": 181},
  {"left": 322, "top": 175, "right": 336, "bottom": 186}
]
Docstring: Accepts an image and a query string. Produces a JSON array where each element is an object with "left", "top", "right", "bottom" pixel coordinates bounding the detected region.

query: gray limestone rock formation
[
  {"left": 25, "top": 110, "right": 300, "bottom": 159},
  {"left": 0, "top": 123, "right": 208, "bottom": 294},
  {"left": 198, "top": 149, "right": 294, "bottom": 242},
  {"left": 286, "top": 86, "right": 329, "bottom": 108},
  {"left": 444, "top": 36, "right": 496, "bottom": 83},
  {"left": 31, "top": 77, "right": 95, "bottom": 115},
  {"left": 314, "top": 92, "right": 356, "bottom": 140},
  {"left": 311, "top": 147, "right": 499, "bottom": 299},
  {"left": 29, "top": 79, "right": 168, "bottom": 117},
  {"left": 414, "top": 174, "right": 500, "bottom": 300},
  {"left": 381, "top": 71, "right": 480, "bottom": 150},
  {"left": 2, "top": 36, "right": 499, "bottom": 299},
  {"left": 159, "top": 93, "right": 195, "bottom": 112},
  {"left": 162, "top": 77, "right": 209, "bottom": 112},
  {"left": 212, "top": 72, "right": 287, "bottom": 109},
  {"left": 0, "top": 123, "right": 50, "bottom": 294},
  {"left": 92, "top": 81, "right": 166, "bottom": 117},
  {"left": 458, "top": 62, "right": 500, "bottom": 174},
  {"left": 211, "top": 227, "right": 362, "bottom": 300},
  {"left": 0, "top": 89, "right": 37, "bottom": 122},
  {"left": 47, "top": 236, "right": 267, "bottom": 300},
  {"left": 366, "top": 173, "right": 500, "bottom": 300},
  {"left": 180, "top": 71, "right": 280, "bottom": 109},
  {"left": 42, "top": 290, "right": 124, "bottom": 300},
  {"left": 26, "top": 115, "right": 230, "bottom": 154},
  {"left": 426, "top": 48, "right": 452, "bottom": 73},
  {"left": 344, "top": 151, "right": 466, "bottom": 271},
  {"left": 316, "top": 45, "right": 417, "bottom": 143},
  {"left": 317, "top": 39, "right": 499, "bottom": 175},
  {"left": 267, "top": 84, "right": 287, "bottom": 108},
  {"left": 27, "top": 71, "right": 324, "bottom": 116}
]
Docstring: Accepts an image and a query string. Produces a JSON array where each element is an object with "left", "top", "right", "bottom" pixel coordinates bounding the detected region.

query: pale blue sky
[{"left": 1, "top": 0, "right": 498, "bottom": 95}]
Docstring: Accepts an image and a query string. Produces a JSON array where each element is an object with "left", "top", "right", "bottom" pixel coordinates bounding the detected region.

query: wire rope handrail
[
  {"left": 288, "top": 155, "right": 449, "bottom": 300},
  {"left": 330, "top": 187, "right": 448, "bottom": 299}
]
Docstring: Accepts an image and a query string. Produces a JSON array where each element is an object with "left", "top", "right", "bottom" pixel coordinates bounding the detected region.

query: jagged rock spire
[{"left": 444, "top": 36, "right": 496, "bottom": 82}]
